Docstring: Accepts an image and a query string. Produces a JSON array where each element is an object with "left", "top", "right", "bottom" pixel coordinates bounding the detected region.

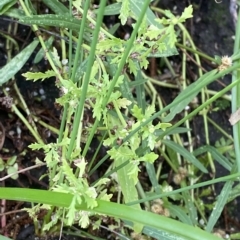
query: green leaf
[
  {"left": 7, "top": 156, "right": 17, "bottom": 166},
  {"left": 33, "top": 36, "right": 54, "bottom": 64},
  {"left": 0, "top": 40, "right": 39, "bottom": 86},
  {"left": 0, "top": 235, "right": 13, "bottom": 240},
  {"left": 132, "top": 105, "right": 144, "bottom": 120},
  {"left": 130, "top": 0, "right": 178, "bottom": 57},
  {"left": 0, "top": 0, "right": 17, "bottom": 14},
  {"left": 162, "top": 140, "right": 208, "bottom": 173},
  {"left": 103, "top": 2, "right": 122, "bottom": 15},
  {"left": 0, "top": 188, "right": 222, "bottom": 240},
  {"left": 0, "top": 158, "right": 4, "bottom": 171},
  {"left": 20, "top": 15, "right": 88, "bottom": 33},
  {"left": 167, "top": 204, "right": 193, "bottom": 225},
  {"left": 140, "top": 152, "right": 158, "bottom": 163},
  {"left": 228, "top": 184, "right": 240, "bottom": 202},
  {"left": 193, "top": 145, "right": 233, "bottom": 172},
  {"left": 108, "top": 146, "right": 143, "bottom": 232},
  {"left": 119, "top": 0, "right": 130, "bottom": 25},
  {"left": 22, "top": 70, "right": 56, "bottom": 82},
  {"left": 4, "top": 8, "right": 25, "bottom": 18},
  {"left": 115, "top": 98, "right": 132, "bottom": 108},
  {"left": 42, "top": 0, "right": 68, "bottom": 14},
  {"left": 162, "top": 69, "right": 218, "bottom": 122},
  {"left": 179, "top": 5, "right": 193, "bottom": 23},
  {"left": 206, "top": 180, "right": 233, "bottom": 232},
  {"left": 7, "top": 163, "right": 18, "bottom": 180}
]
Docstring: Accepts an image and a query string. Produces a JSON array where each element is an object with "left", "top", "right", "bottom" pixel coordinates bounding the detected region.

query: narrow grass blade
[
  {"left": 155, "top": 127, "right": 190, "bottom": 136},
  {"left": 228, "top": 183, "right": 240, "bottom": 202},
  {"left": 206, "top": 180, "right": 233, "bottom": 232},
  {"left": 33, "top": 36, "right": 54, "bottom": 64},
  {"left": 193, "top": 145, "right": 233, "bottom": 171},
  {"left": 163, "top": 69, "right": 218, "bottom": 122},
  {"left": 0, "top": 40, "right": 39, "bottom": 86},
  {"left": 167, "top": 204, "right": 193, "bottom": 225},
  {"left": 182, "top": 191, "right": 198, "bottom": 225},
  {"left": 125, "top": 220, "right": 188, "bottom": 240},
  {"left": 162, "top": 139, "right": 208, "bottom": 173}
]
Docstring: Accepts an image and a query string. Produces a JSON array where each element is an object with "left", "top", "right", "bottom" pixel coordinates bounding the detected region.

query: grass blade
[
  {"left": 162, "top": 139, "right": 208, "bottom": 173},
  {"left": 0, "top": 188, "right": 222, "bottom": 240},
  {"left": 206, "top": 180, "right": 233, "bottom": 232},
  {"left": 193, "top": 145, "right": 233, "bottom": 171},
  {"left": 42, "top": 0, "right": 68, "bottom": 14}
]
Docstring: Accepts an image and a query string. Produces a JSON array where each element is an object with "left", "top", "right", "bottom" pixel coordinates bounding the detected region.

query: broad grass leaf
[
  {"left": 162, "top": 139, "right": 208, "bottom": 173},
  {"left": 0, "top": 40, "right": 39, "bottom": 86}
]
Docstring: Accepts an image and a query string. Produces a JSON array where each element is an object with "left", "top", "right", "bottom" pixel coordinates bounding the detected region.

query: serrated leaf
[
  {"left": 28, "top": 143, "right": 46, "bottom": 150},
  {"left": 132, "top": 105, "right": 143, "bottom": 120},
  {"left": 130, "top": 0, "right": 178, "bottom": 57},
  {"left": 141, "top": 152, "right": 158, "bottom": 163},
  {"left": 179, "top": 5, "right": 193, "bottom": 23},
  {"left": 119, "top": 0, "right": 130, "bottom": 25},
  {"left": 115, "top": 98, "right": 132, "bottom": 108},
  {"left": 0, "top": 40, "right": 39, "bottom": 86},
  {"left": 22, "top": 70, "right": 56, "bottom": 82}
]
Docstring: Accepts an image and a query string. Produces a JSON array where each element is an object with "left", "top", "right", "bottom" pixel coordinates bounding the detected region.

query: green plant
[
  {"left": 0, "top": 156, "right": 18, "bottom": 180},
  {"left": 1, "top": 0, "right": 240, "bottom": 240}
]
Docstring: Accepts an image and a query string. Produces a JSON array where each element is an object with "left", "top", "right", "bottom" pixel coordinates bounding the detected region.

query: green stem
[
  {"left": 67, "top": 0, "right": 107, "bottom": 159},
  {"left": 232, "top": 9, "right": 240, "bottom": 173}
]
